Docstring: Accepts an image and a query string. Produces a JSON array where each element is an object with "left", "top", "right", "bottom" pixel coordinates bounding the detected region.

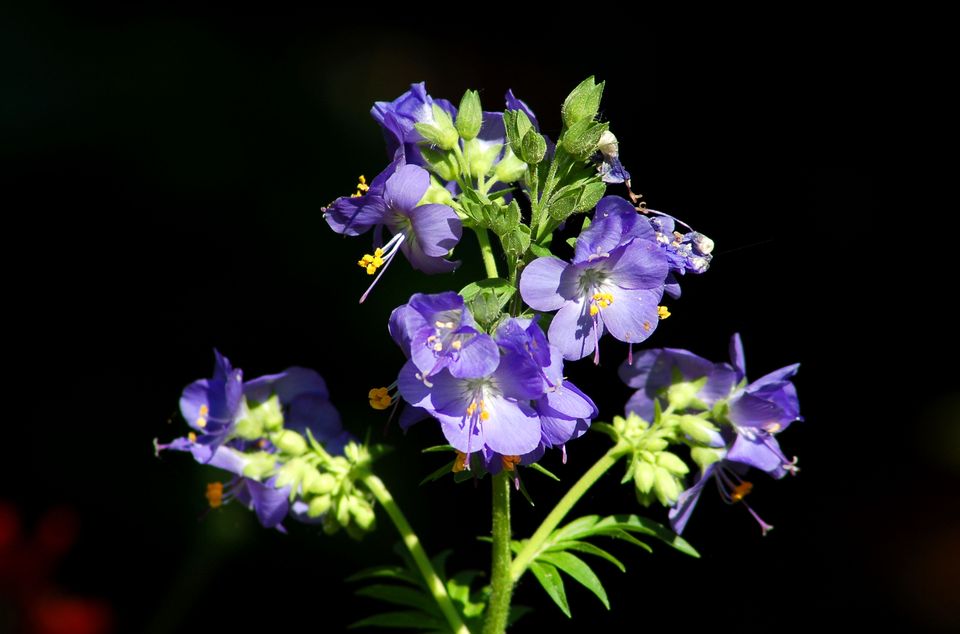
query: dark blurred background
[{"left": 3, "top": 4, "right": 957, "bottom": 633}]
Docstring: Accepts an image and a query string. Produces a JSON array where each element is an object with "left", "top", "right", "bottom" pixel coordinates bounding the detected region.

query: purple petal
[
  {"left": 748, "top": 363, "right": 801, "bottom": 390},
  {"left": 324, "top": 195, "right": 388, "bottom": 236},
  {"left": 388, "top": 303, "right": 427, "bottom": 355},
  {"left": 548, "top": 298, "right": 598, "bottom": 361},
  {"left": 399, "top": 236, "right": 460, "bottom": 274},
  {"left": 599, "top": 286, "right": 662, "bottom": 345},
  {"left": 408, "top": 203, "right": 462, "bottom": 257},
  {"left": 449, "top": 333, "right": 500, "bottom": 379},
  {"left": 505, "top": 89, "right": 539, "bottom": 130},
  {"left": 726, "top": 434, "right": 788, "bottom": 478},
  {"left": 542, "top": 381, "right": 597, "bottom": 419},
  {"left": 236, "top": 478, "right": 291, "bottom": 530},
  {"left": 730, "top": 333, "right": 746, "bottom": 379},
  {"left": 285, "top": 393, "right": 343, "bottom": 443},
  {"left": 668, "top": 465, "right": 716, "bottom": 534},
  {"left": 397, "top": 360, "right": 435, "bottom": 410},
  {"left": 728, "top": 393, "right": 787, "bottom": 429},
  {"left": 606, "top": 240, "right": 669, "bottom": 290},
  {"left": 384, "top": 164, "right": 430, "bottom": 212},
  {"left": 243, "top": 367, "right": 329, "bottom": 405},
  {"left": 520, "top": 257, "right": 573, "bottom": 311},
  {"left": 477, "top": 396, "right": 542, "bottom": 456}
]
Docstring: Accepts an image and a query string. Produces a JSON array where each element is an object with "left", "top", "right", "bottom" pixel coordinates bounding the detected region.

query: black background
[{"left": 4, "top": 5, "right": 958, "bottom": 633}]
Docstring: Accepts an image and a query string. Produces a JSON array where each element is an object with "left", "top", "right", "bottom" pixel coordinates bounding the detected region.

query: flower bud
[
  {"left": 691, "top": 446, "right": 725, "bottom": 471},
  {"left": 455, "top": 89, "right": 482, "bottom": 141},
  {"left": 597, "top": 130, "right": 619, "bottom": 157},
  {"left": 415, "top": 104, "right": 459, "bottom": 150},
  {"left": 653, "top": 467, "right": 681, "bottom": 507},
  {"left": 493, "top": 149, "right": 527, "bottom": 183},
  {"left": 667, "top": 380, "right": 708, "bottom": 411},
  {"left": 241, "top": 451, "right": 277, "bottom": 480},
  {"left": 349, "top": 497, "right": 376, "bottom": 531},
  {"left": 679, "top": 415, "right": 723, "bottom": 446},
  {"left": 656, "top": 451, "right": 690, "bottom": 476},
  {"left": 307, "top": 495, "right": 332, "bottom": 518},
  {"left": 520, "top": 128, "right": 547, "bottom": 164},
  {"left": 561, "top": 76, "right": 604, "bottom": 128},
  {"left": 634, "top": 460, "right": 655, "bottom": 495},
  {"left": 462, "top": 138, "right": 502, "bottom": 178}
]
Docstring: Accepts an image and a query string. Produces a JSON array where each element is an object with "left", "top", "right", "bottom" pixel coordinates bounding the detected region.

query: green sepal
[
  {"left": 462, "top": 137, "right": 502, "bottom": 179},
  {"left": 503, "top": 109, "right": 534, "bottom": 156},
  {"left": 561, "top": 119, "right": 608, "bottom": 160},
  {"left": 520, "top": 128, "right": 547, "bottom": 164},
  {"left": 493, "top": 148, "right": 527, "bottom": 183},
  {"left": 414, "top": 104, "right": 459, "bottom": 150},
  {"left": 528, "top": 462, "right": 560, "bottom": 481},
  {"left": 486, "top": 199, "right": 521, "bottom": 237},
  {"left": 419, "top": 146, "right": 459, "bottom": 182},
  {"left": 501, "top": 224, "right": 531, "bottom": 258}
]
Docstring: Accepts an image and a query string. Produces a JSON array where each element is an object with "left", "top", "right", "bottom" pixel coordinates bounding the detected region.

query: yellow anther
[
  {"left": 426, "top": 335, "right": 437, "bottom": 343},
  {"left": 657, "top": 306, "right": 671, "bottom": 319},
  {"left": 502, "top": 455, "right": 522, "bottom": 471},
  {"left": 433, "top": 342, "right": 443, "bottom": 352},
  {"left": 590, "top": 292, "right": 614, "bottom": 316},
  {"left": 350, "top": 175, "right": 370, "bottom": 198},
  {"left": 205, "top": 482, "right": 224, "bottom": 509},
  {"left": 466, "top": 401, "right": 478, "bottom": 416},
  {"left": 358, "top": 249, "right": 385, "bottom": 275},
  {"left": 731, "top": 481, "right": 753, "bottom": 503},
  {"left": 451, "top": 340, "right": 462, "bottom": 350},
  {"left": 589, "top": 304, "right": 600, "bottom": 317},
  {"left": 187, "top": 432, "right": 197, "bottom": 443},
  {"left": 444, "top": 321, "right": 454, "bottom": 329},
  {"left": 199, "top": 405, "right": 209, "bottom": 417},
  {"left": 453, "top": 451, "right": 468, "bottom": 473},
  {"left": 368, "top": 387, "right": 392, "bottom": 410},
  {"left": 480, "top": 410, "right": 490, "bottom": 421},
  {"left": 196, "top": 417, "right": 207, "bottom": 428},
  {"left": 766, "top": 422, "right": 782, "bottom": 433}
]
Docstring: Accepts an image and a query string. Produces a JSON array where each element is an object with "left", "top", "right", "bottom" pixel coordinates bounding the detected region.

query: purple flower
[
  {"left": 324, "top": 163, "right": 463, "bottom": 302},
  {"left": 371, "top": 82, "right": 457, "bottom": 166},
  {"left": 495, "top": 318, "right": 597, "bottom": 454},
  {"left": 619, "top": 347, "right": 737, "bottom": 422},
  {"left": 655, "top": 334, "right": 801, "bottom": 535},
  {"left": 520, "top": 201, "right": 669, "bottom": 362},
  {"left": 388, "top": 291, "right": 500, "bottom": 379}
]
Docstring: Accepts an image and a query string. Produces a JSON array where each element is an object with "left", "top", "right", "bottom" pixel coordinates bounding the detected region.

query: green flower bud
[
  {"left": 503, "top": 109, "right": 533, "bottom": 156},
  {"left": 335, "top": 495, "right": 351, "bottom": 527},
  {"left": 561, "top": 76, "right": 605, "bottom": 127},
  {"left": 420, "top": 147, "right": 459, "bottom": 182},
  {"left": 420, "top": 176, "right": 455, "bottom": 205},
  {"left": 235, "top": 394, "right": 284, "bottom": 439},
  {"left": 667, "top": 378, "right": 708, "bottom": 411},
  {"left": 493, "top": 149, "right": 527, "bottom": 183},
  {"left": 691, "top": 446, "right": 725, "bottom": 471},
  {"left": 241, "top": 451, "right": 277, "bottom": 480},
  {"left": 679, "top": 415, "right": 721, "bottom": 445},
  {"left": 414, "top": 104, "right": 459, "bottom": 150},
  {"left": 309, "top": 473, "right": 338, "bottom": 496},
  {"left": 349, "top": 497, "right": 376, "bottom": 531},
  {"left": 656, "top": 452, "right": 690, "bottom": 476},
  {"left": 653, "top": 466, "right": 681, "bottom": 507},
  {"left": 307, "top": 495, "right": 332, "bottom": 518},
  {"left": 642, "top": 437, "right": 669, "bottom": 452},
  {"left": 274, "top": 430, "right": 307, "bottom": 456},
  {"left": 634, "top": 460, "right": 656, "bottom": 495},
  {"left": 322, "top": 512, "right": 340, "bottom": 535},
  {"left": 520, "top": 128, "right": 547, "bottom": 164},
  {"left": 275, "top": 457, "right": 321, "bottom": 500},
  {"left": 462, "top": 138, "right": 502, "bottom": 178},
  {"left": 456, "top": 89, "right": 482, "bottom": 141}
]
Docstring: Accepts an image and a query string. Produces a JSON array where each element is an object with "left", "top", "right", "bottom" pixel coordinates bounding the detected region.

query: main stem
[
  {"left": 482, "top": 472, "right": 514, "bottom": 634},
  {"left": 362, "top": 474, "right": 471, "bottom": 634},
  {"left": 475, "top": 228, "right": 499, "bottom": 279},
  {"left": 509, "top": 448, "right": 625, "bottom": 582}
]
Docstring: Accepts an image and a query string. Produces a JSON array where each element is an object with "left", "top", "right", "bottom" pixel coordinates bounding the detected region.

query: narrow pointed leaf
[
  {"left": 553, "top": 515, "right": 602, "bottom": 541},
  {"left": 545, "top": 540, "right": 626, "bottom": 572},
  {"left": 528, "top": 463, "right": 561, "bottom": 481},
  {"left": 420, "top": 460, "right": 456, "bottom": 486},
  {"left": 421, "top": 444, "right": 456, "bottom": 454},
  {"left": 529, "top": 561, "right": 571, "bottom": 617},
  {"left": 349, "top": 611, "right": 445, "bottom": 630},
  {"left": 598, "top": 514, "right": 700, "bottom": 558},
  {"left": 347, "top": 566, "right": 420, "bottom": 586},
  {"left": 538, "top": 551, "right": 610, "bottom": 609}
]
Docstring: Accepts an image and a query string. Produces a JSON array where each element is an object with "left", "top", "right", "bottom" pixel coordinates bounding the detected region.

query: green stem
[
  {"left": 475, "top": 228, "right": 499, "bottom": 279},
  {"left": 362, "top": 474, "right": 471, "bottom": 634},
  {"left": 482, "top": 472, "right": 514, "bottom": 634},
  {"left": 509, "top": 447, "right": 625, "bottom": 582}
]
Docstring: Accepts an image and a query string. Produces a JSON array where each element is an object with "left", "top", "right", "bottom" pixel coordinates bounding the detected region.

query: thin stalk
[
  {"left": 475, "top": 228, "right": 499, "bottom": 279},
  {"left": 481, "top": 472, "right": 514, "bottom": 634},
  {"left": 362, "top": 474, "right": 471, "bottom": 634},
  {"left": 509, "top": 447, "right": 626, "bottom": 582}
]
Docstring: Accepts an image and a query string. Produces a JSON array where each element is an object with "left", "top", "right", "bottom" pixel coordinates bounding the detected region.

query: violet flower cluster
[
  {"left": 156, "top": 351, "right": 375, "bottom": 536},
  {"left": 615, "top": 333, "right": 802, "bottom": 534}
]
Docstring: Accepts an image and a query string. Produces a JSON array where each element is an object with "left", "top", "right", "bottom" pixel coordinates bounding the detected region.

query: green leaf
[
  {"left": 590, "top": 422, "right": 619, "bottom": 440},
  {"left": 347, "top": 566, "right": 420, "bottom": 586},
  {"left": 561, "top": 120, "right": 609, "bottom": 161},
  {"left": 529, "top": 561, "right": 571, "bottom": 618},
  {"left": 419, "top": 460, "right": 455, "bottom": 486},
  {"left": 528, "top": 243, "right": 553, "bottom": 259},
  {"left": 356, "top": 585, "right": 442, "bottom": 616},
  {"left": 538, "top": 551, "right": 610, "bottom": 609},
  {"left": 594, "top": 528, "right": 653, "bottom": 553},
  {"left": 545, "top": 540, "right": 626, "bottom": 573},
  {"left": 575, "top": 181, "right": 607, "bottom": 213},
  {"left": 459, "top": 278, "right": 514, "bottom": 306},
  {"left": 597, "top": 515, "right": 700, "bottom": 558},
  {"left": 486, "top": 200, "right": 521, "bottom": 237},
  {"left": 446, "top": 571, "right": 486, "bottom": 619},
  {"left": 553, "top": 515, "right": 602, "bottom": 541},
  {"left": 528, "top": 462, "right": 560, "bottom": 481},
  {"left": 349, "top": 610, "right": 445, "bottom": 630},
  {"left": 501, "top": 225, "right": 531, "bottom": 257},
  {"left": 565, "top": 236, "right": 577, "bottom": 248},
  {"left": 545, "top": 191, "right": 578, "bottom": 221}
]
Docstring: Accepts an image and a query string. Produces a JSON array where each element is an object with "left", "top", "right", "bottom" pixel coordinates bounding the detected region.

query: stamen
[
  {"left": 731, "top": 481, "right": 753, "bottom": 502},
  {"left": 452, "top": 451, "right": 468, "bottom": 473},
  {"left": 187, "top": 432, "right": 197, "bottom": 443},
  {"left": 359, "top": 233, "right": 406, "bottom": 304},
  {"left": 451, "top": 340, "right": 462, "bottom": 350},
  {"left": 350, "top": 175, "right": 370, "bottom": 198},
  {"left": 657, "top": 306, "right": 671, "bottom": 319},
  {"left": 502, "top": 455, "right": 521, "bottom": 472},
  {"left": 205, "top": 482, "right": 224, "bottom": 509},
  {"left": 368, "top": 387, "right": 393, "bottom": 410}
]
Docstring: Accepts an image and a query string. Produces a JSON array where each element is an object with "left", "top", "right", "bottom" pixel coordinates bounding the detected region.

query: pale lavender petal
[
  {"left": 519, "top": 257, "right": 571, "bottom": 311},
  {"left": 384, "top": 164, "right": 430, "bottom": 212},
  {"left": 478, "top": 396, "right": 541, "bottom": 456},
  {"left": 727, "top": 435, "right": 787, "bottom": 478},
  {"left": 408, "top": 203, "right": 462, "bottom": 256},
  {"left": 599, "top": 286, "right": 662, "bottom": 344},
  {"left": 730, "top": 333, "right": 746, "bottom": 379},
  {"left": 449, "top": 333, "right": 500, "bottom": 379},
  {"left": 324, "top": 195, "right": 388, "bottom": 236},
  {"left": 606, "top": 240, "right": 669, "bottom": 290},
  {"left": 549, "top": 298, "right": 598, "bottom": 361},
  {"left": 668, "top": 465, "right": 716, "bottom": 534}
]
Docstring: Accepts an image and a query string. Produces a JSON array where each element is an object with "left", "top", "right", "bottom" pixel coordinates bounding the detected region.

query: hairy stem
[
  {"left": 475, "top": 228, "right": 499, "bottom": 279},
  {"left": 362, "top": 474, "right": 471, "bottom": 634},
  {"left": 482, "top": 472, "right": 514, "bottom": 634}
]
